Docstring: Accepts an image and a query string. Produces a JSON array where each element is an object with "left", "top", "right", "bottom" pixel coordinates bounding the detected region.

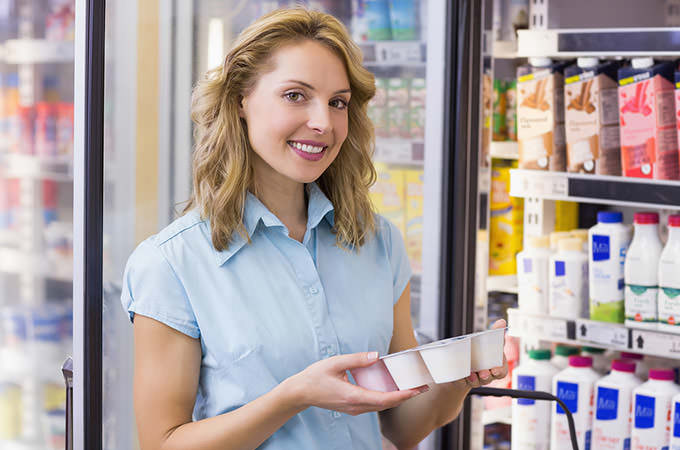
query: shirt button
[
  {"left": 309, "top": 287, "right": 319, "bottom": 295},
  {"left": 333, "top": 411, "right": 341, "bottom": 419}
]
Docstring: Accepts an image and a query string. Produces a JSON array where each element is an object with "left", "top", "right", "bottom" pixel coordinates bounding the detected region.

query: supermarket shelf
[
  {"left": 479, "top": 170, "right": 490, "bottom": 194},
  {"left": 492, "top": 40, "right": 518, "bottom": 59},
  {"left": 0, "top": 440, "right": 45, "bottom": 450},
  {"left": 517, "top": 28, "right": 680, "bottom": 57},
  {"left": 509, "top": 169, "right": 680, "bottom": 210},
  {"left": 487, "top": 275, "right": 518, "bottom": 294},
  {"left": 0, "top": 247, "right": 72, "bottom": 281},
  {"left": 482, "top": 406, "right": 512, "bottom": 426},
  {"left": 359, "top": 41, "right": 426, "bottom": 66},
  {"left": 508, "top": 308, "right": 680, "bottom": 359},
  {"left": 0, "top": 153, "right": 73, "bottom": 181},
  {"left": 2, "top": 39, "right": 74, "bottom": 64},
  {"left": 374, "top": 138, "right": 424, "bottom": 167},
  {"left": 490, "top": 142, "right": 518, "bottom": 160}
]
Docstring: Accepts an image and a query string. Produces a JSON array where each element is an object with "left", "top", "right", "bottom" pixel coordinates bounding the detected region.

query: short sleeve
[
  {"left": 380, "top": 216, "right": 413, "bottom": 305},
  {"left": 120, "top": 239, "right": 200, "bottom": 338}
]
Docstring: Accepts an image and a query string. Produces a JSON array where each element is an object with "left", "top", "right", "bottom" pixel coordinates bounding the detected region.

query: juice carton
[
  {"left": 618, "top": 58, "right": 679, "bottom": 179},
  {"left": 405, "top": 169, "right": 424, "bottom": 274},
  {"left": 388, "top": 0, "right": 417, "bottom": 41},
  {"left": 365, "top": 0, "right": 392, "bottom": 41},
  {"left": 493, "top": 79, "right": 508, "bottom": 141},
  {"left": 517, "top": 58, "right": 571, "bottom": 171},
  {"left": 564, "top": 59, "right": 622, "bottom": 175},
  {"left": 409, "top": 78, "right": 426, "bottom": 139},
  {"left": 387, "top": 78, "right": 411, "bottom": 138},
  {"left": 368, "top": 78, "right": 389, "bottom": 138},
  {"left": 489, "top": 160, "right": 524, "bottom": 275},
  {"left": 506, "top": 79, "right": 518, "bottom": 141},
  {"left": 370, "top": 163, "right": 406, "bottom": 238}
]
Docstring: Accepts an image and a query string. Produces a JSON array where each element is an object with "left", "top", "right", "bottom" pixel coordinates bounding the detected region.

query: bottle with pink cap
[
  {"left": 551, "top": 355, "right": 601, "bottom": 450},
  {"left": 631, "top": 368, "right": 680, "bottom": 449},
  {"left": 659, "top": 215, "right": 680, "bottom": 334},
  {"left": 625, "top": 212, "right": 663, "bottom": 329},
  {"left": 592, "top": 359, "right": 643, "bottom": 450}
]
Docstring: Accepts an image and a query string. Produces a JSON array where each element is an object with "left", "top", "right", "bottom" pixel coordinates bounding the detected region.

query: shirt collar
[{"left": 214, "top": 182, "right": 334, "bottom": 266}]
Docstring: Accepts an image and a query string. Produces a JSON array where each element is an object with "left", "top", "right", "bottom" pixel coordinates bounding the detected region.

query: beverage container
[
  {"left": 409, "top": 78, "right": 426, "bottom": 139},
  {"left": 42, "top": 180, "right": 58, "bottom": 225},
  {"left": 387, "top": 78, "right": 410, "bottom": 138},
  {"left": 368, "top": 78, "right": 389, "bottom": 138},
  {"left": 512, "top": 349, "right": 559, "bottom": 450},
  {"left": 388, "top": 0, "right": 417, "bottom": 41},
  {"left": 517, "top": 58, "right": 570, "bottom": 171},
  {"left": 549, "top": 238, "right": 589, "bottom": 319},
  {"left": 364, "top": 0, "right": 392, "bottom": 40},
  {"left": 506, "top": 79, "right": 518, "bottom": 141},
  {"left": 489, "top": 160, "right": 523, "bottom": 276},
  {"left": 551, "top": 345, "right": 580, "bottom": 371},
  {"left": 551, "top": 355, "right": 600, "bottom": 450},
  {"left": 516, "top": 235, "right": 550, "bottom": 314},
  {"left": 631, "top": 368, "right": 680, "bottom": 449},
  {"left": 493, "top": 79, "right": 508, "bottom": 140},
  {"left": 618, "top": 58, "right": 679, "bottom": 180},
  {"left": 621, "top": 352, "right": 651, "bottom": 381},
  {"left": 35, "top": 102, "right": 58, "bottom": 157},
  {"left": 593, "top": 359, "right": 643, "bottom": 450},
  {"left": 4, "top": 73, "right": 19, "bottom": 153},
  {"left": 659, "top": 215, "right": 680, "bottom": 333},
  {"left": 625, "top": 212, "right": 662, "bottom": 329},
  {"left": 670, "top": 391, "right": 680, "bottom": 450},
  {"left": 589, "top": 211, "right": 632, "bottom": 323},
  {"left": 565, "top": 58, "right": 622, "bottom": 175},
  {"left": 582, "top": 347, "right": 609, "bottom": 375},
  {"left": 549, "top": 231, "right": 572, "bottom": 253},
  {"left": 56, "top": 102, "right": 74, "bottom": 156}
]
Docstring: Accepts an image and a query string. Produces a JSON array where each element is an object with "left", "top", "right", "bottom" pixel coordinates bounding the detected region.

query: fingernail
[
  {"left": 419, "top": 385, "right": 430, "bottom": 393},
  {"left": 367, "top": 352, "right": 378, "bottom": 361},
  {"left": 479, "top": 371, "right": 491, "bottom": 380}
]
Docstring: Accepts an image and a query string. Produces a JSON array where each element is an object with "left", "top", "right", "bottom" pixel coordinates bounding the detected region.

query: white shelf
[
  {"left": 3, "top": 39, "right": 74, "bottom": 64},
  {"left": 490, "top": 142, "right": 518, "bottom": 160},
  {"left": 374, "top": 138, "right": 424, "bottom": 167},
  {"left": 0, "top": 153, "right": 73, "bottom": 181},
  {"left": 482, "top": 406, "right": 512, "bottom": 425},
  {"left": 487, "top": 275, "right": 518, "bottom": 294},
  {"left": 517, "top": 28, "right": 680, "bottom": 57},
  {"left": 492, "top": 41, "right": 518, "bottom": 59},
  {"left": 508, "top": 308, "right": 680, "bottom": 359},
  {"left": 359, "top": 41, "right": 426, "bottom": 66},
  {"left": 509, "top": 169, "right": 680, "bottom": 210}
]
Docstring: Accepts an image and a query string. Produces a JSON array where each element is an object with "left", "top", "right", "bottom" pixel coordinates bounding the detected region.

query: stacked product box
[
  {"left": 489, "top": 160, "right": 524, "bottom": 276},
  {"left": 368, "top": 77, "right": 426, "bottom": 140},
  {"left": 404, "top": 169, "right": 423, "bottom": 274},
  {"left": 370, "top": 163, "right": 406, "bottom": 238}
]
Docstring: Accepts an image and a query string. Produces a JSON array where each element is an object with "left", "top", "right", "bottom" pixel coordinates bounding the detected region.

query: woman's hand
[
  {"left": 285, "top": 352, "right": 429, "bottom": 416},
  {"left": 464, "top": 319, "right": 509, "bottom": 388}
]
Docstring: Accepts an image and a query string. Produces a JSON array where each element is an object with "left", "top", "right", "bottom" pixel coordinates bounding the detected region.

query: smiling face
[{"left": 239, "top": 39, "right": 351, "bottom": 190}]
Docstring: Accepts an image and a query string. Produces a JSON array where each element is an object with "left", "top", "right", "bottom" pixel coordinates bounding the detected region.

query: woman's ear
[{"left": 238, "top": 95, "right": 245, "bottom": 118}]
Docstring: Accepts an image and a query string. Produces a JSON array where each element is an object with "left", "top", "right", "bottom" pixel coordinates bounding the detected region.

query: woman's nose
[{"left": 307, "top": 103, "right": 332, "bottom": 134}]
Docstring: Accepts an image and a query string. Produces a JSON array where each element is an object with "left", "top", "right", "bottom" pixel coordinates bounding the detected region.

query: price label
[
  {"left": 507, "top": 309, "right": 568, "bottom": 341},
  {"left": 374, "top": 42, "right": 422, "bottom": 64},
  {"left": 630, "top": 330, "right": 680, "bottom": 358},
  {"left": 510, "top": 170, "right": 568, "bottom": 198},
  {"left": 375, "top": 139, "right": 416, "bottom": 165},
  {"left": 575, "top": 320, "right": 628, "bottom": 349}
]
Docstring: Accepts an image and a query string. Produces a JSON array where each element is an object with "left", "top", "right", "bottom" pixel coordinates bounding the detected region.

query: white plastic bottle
[
  {"left": 549, "top": 238, "right": 589, "bottom": 319},
  {"left": 631, "top": 368, "right": 680, "bottom": 449},
  {"left": 589, "top": 211, "right": 632, "bottom": 323},
  {"left": 551, "top": 355, "right": 600, "bottom": 450},
  {"left": 625, "top": 212, "right": 662, "bottom": 329},
  {"left": 551, "top": 345, "right": 580, "bottom": 371},
  {"left": 621, "top": 352, "right": 650, "bottom": 381},
  {"left": 582, "top": 347, "right": 609, "bottom": 375},
  {"left": 512, "top": 349, "right": 560, "bottom": 450},
  {"left": 670, "top": 391, "right": 680, "bottom": 449},
  {"left": 658, "top": 215, "right": 680, "bottom": 334},
  {"left": 550, "top": 231, "right": 572, "bottom": 253},
  {"left": 517, "top": 235, "right": 551, "bottom": 315},
  {"left": 592, "top": 359, "right": 643, "bottom": 450}
]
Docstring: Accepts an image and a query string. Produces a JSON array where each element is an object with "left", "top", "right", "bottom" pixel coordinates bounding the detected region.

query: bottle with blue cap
[{"left": 588, "top": 211, "right": 632, "bottom": 323}]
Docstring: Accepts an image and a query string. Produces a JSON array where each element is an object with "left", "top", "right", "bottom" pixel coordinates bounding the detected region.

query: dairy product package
[
  {"left": 675, "top": 70, "right": 680, "bottom": 154},
  {"left": 581, "top": 347, "right": 609, "bottom": 375},
  {"left": 517, "top": 58, "right": 571, "bottom": 171},
  {"left": 565, "top": 59, "right": 622, "bottom": 175},
  {"left": 658, "top": 215, "right": 680, "bottom": 333},
  {"left": 624, "top": 212, "right": 662, "bottom": 329},
  {"left": 670, "top": 392, "right": 680, "bottom": 450},
  {"left": 388, "top": 0, "right": 417, "bottom": 41},
  {"left": 409, "top": 78, "right": 426, "bottom": 139},
  {"left": 549, "top": 238, "right": 589, "bottom": 319},
  {"left": 489, "top": 160, "right": 524, "bottom": 275},
  {"left": 618, "top": 59, "right": 679, "bottom": 180},
  {"left": 516, "top": 236, "right": 550, "bottom": 314},
  {"left": 405, "top": 169, "right": 424, "bottom": 274},
  {"left": 370, "top": 163, "right": 406, "bottom": 237},
  {"left": 552, "top": 345, "right": 580, "bottom": 371},
  {"left": 368, "top": 78, "right": 389, "bottom": 138},
  {"left": 493, "top": 79, "right": 508, "bottom": 141},
  {"left": 387, "top": 78, "right": 411, "bottom": 138},
  {"left": 364, "top": 0, "right": 392, "bottom": 41},
  {"left": 506, "top": 79, "right": 518, "bottom": 141},
  {"left": 631, "top": 369, "right": 680, "bottom": 449},
  {"left": 481, "top": 71, "right": 493, "bottom": 168},
  {"left": 589, "top": 211, "right": 632, "bottom": 323}
]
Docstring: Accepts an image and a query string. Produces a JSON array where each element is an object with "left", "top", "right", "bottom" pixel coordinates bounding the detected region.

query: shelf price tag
[
  {"left": 630, "top": 330, "right": 680, "bottom": 358},
  {"left": 375, "top": 139, "right": 417, "bottom": 165},
  {"left": 575, "top": 319, "right": 628, "bottom": 350},
  {"left": 374, "top": 42, "right": 422, "bottom": 64},
  {"left": 510, "top": 170, "right": 568, "bottom": 198},
  {"left": 508, "top": 309, "right": 568, "bottom": 341}
]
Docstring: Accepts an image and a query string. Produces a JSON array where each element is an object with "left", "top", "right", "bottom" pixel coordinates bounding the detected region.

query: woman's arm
[
  {"left": 134, "top": 314, "right": 426, "bottom": 450},
  {"left": 378, "top": 283, "right": 508, "bottom": 449}
]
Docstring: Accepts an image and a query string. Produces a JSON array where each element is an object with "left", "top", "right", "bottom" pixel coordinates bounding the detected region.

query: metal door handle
[{"left": 62, "top": 357, "right": 73, "bottom": 450}]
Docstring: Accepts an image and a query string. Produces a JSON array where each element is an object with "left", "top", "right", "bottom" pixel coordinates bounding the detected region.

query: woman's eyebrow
[{"left": 284, "top": 79, "right": 351, "bottom": 95}]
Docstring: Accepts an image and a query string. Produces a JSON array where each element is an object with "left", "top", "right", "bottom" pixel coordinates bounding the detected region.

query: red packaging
[
  {"left": 57, "top": 102, "right": 74, "bottom": 156},
  {"left": 7, "top": 178, "right": 20, "bottom": 229},
  {"left": 16, "top": 106, "right": 35, "bottom": 155},
  {"left": 42, "top": 180, "right": 58, "bottom": 224},
  {"left": 35, "top": 102, "right": 58, "bottom": 157}
]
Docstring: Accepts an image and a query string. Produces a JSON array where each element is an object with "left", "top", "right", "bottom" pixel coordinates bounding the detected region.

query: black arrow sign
[
  {"left": 580, "top": 325, "right": 587, "bottom": 337},
  {"left": 637, "top": 335, "right": 644, "bottom": 349}
]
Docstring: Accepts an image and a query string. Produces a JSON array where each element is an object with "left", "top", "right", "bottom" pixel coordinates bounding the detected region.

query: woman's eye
[
  {"left": 284, "top": 92, "right": 304, "bottom": 102},
  {"left": 331, "top": 99, "right": 348, "bottom": 109}
]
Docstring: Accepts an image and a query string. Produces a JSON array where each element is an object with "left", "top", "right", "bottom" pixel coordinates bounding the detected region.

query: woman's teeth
[{"left": 289, "top": 141, "right": 325, "bottom": 154}]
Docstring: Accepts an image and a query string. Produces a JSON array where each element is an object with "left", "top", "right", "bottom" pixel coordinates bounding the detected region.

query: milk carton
[
  {"left": 625, "top": 212, "right": 662, "bottom": 329},
  {"left": 565, "top": 58, "right": 622, "bottom": 175},
  {"left": 631, "top": 368, "right": 680, "bottom": 449},
  {"left": 589, "top": 211, "right": 632, "bottom": 323},
  {"left": 658, "top": 215, "right": 680, "bottom": 333},
  {"left": 670, "top": 391, "right": 680, "bottom": 449},
  {"left": 552, "top": 345, "right": 580, "bottom": 371},
  {"left": 517, "top": 58, "right": 571, "bottom": 171},
  {"left": 618, "top": 58, "right": 679, "bottom": 180},
  {"left": 551, "top": 356, "right": 600, "bottom": 450},
  {"left": 512, "top": 349, "right": 560, "bottom": 450},
  {"left": 593, "top": 359, "right": 643, "bottom": 450},
  {"left": 549, "top": 237, "right": 589, "bottom": 319},
  {"left": 516, "top": 235, "right": 550, "bottom": 314}
]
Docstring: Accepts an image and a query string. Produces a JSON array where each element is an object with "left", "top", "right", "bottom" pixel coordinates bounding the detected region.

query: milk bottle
[
  {"left": 669, "top": 391, "right": 680, "bottom": 450},
  {"left": 625, "top": 212, "right": 662, "bottom": 329},
  {"left": 552, "top": 345, "right": 580, "bottom": 370},
  {"left": 658, "top": 215, "right": 680, "bottom": 334},
  {"left": 593, "top": 359, "right": 643, "bottom": 450},
  {"left": 621, "top": 352, "right": 651, "bottom": 381},
  {"left": 549, "top": 237, "right": 589, "bottom": 319},
  {"left": 512, "top": 349, "right": 560, "bottom": 450},
  {"left": 517, "top": 235, "right": 551, "bottom": 315},
  {"left": 582, "top": 347, "right": 609, "bottom": 375},
  {"left": 550, "top": 231, "right": 572, "bottom": 253},
  {"left": 551, "top": 356, "right": 600, "bottom": 450},
  {"left": 631, "top": 368, "right": 680, "bottom": 450},
  {"left": 589, "top": 211, "right": 632, "bottom": 323}
]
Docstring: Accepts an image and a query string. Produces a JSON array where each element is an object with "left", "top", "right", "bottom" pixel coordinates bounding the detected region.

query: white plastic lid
[
  {"left": 631, "top": 57, "right": 654, "bottom": 69},
  {"left": 550, "top": 231, "right": 571, "bottom": 250},
  {"left": 577, "top": 57, "right": 599, "bottom": 68},
  {"left": 529, "top": 57, "right": 552, "bottom": 68},
  {"left": 558, "top": 238, "right": 583, "bottom": 253},
  {"left": 528, "top": 235, "right": 550, "bottom": 249}
]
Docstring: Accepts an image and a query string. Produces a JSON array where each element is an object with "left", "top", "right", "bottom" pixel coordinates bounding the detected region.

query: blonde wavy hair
[{"left": 184, "top": 8, "right": 378, "bottom": 252}]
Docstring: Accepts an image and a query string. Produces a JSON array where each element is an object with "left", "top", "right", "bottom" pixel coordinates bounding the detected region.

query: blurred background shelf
[
  {"left": 0, "top": 153, "right": 73, "bottom": 181},
  {"left": 489, "top": 142, "right": 518, "bottom": 160},
  {"left": 2, "top": 39, "right": 74, "bottom": 64},
  {"left": 486, "top": 275, "right": 518, "bottom": 294},
  {"left": 482, "top": 406, "right": 512, "bottom": 426}
]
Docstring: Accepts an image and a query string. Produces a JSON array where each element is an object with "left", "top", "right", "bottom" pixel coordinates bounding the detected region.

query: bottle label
[
  {"left": 634, "top": 394, "right": 655, "bottom": 429},
  {"left": 517, "top": 375, "right": 536, "bottom": 405},
  {"left": 555, "top": 260, "right": 566, "bottom": 276},
  {"left": 625, "top": 284, "right": 659, "bottom": 323},
  {"left": 556, "top": 381, "right": 578, "bottom": 414},
  {"left": 674, "top": 402, "right": 680, "bottom": 438},
  {"left": 660, "top": 288, "right": 680, "bottom": 326},
  {"left": 596, "top": 386, "right": 619, "bottom": 421},
  {"left": 523, "top": 257, "right": 532, "bottom": 273},
  {"left": 592, "top": 234, "right": 611, "bottom": 261}
]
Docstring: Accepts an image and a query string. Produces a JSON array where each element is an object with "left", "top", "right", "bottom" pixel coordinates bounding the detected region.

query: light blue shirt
[{"left": 121, "top": 182, "right": 412, "bottom": 450}]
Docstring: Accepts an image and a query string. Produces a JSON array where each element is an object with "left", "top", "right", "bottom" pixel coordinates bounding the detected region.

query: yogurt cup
[
  {"left": 381, "top": 349, "right": 434, "bottom": 390},
  {"left": 470, "top": 328, "right": 505, "bottom": 371},
  {"left": 418, "top": 336, "right": 472, "bottom": 383},
  {"left": 350, "top": 359, "right": 399, "bottom": 392}
]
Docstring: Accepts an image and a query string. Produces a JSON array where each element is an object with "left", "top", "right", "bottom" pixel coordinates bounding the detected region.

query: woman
[{"left": 122, "top": 8, "right": 507, "bottom": 450}]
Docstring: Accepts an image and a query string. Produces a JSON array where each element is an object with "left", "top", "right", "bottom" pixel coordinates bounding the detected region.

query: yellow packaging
[
  {"left": 370, "top": 163, "right": 406, "bottom": 238},
  {"left": 554, "top": 201, "right": 578, "bottom": 232},
  {"left": 489, "top": 161, "right": 524, "bottom": 275},
  {"left": 405, "top": 169, "right": 424, "bottom": 274}
]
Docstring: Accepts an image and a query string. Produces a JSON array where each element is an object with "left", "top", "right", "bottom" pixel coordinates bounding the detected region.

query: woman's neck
[{"left": 252, "top": 175, "right": 308, "bottom": 237}]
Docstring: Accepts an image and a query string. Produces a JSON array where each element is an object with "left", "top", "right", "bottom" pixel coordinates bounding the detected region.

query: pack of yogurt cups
[{"left": 350, "top": 328, "right": 506, "bottom": 392}]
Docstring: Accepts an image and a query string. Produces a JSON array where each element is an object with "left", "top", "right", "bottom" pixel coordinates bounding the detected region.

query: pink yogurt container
[{"left": 350, "top": 359, "right": 399, "bottom": 392}]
